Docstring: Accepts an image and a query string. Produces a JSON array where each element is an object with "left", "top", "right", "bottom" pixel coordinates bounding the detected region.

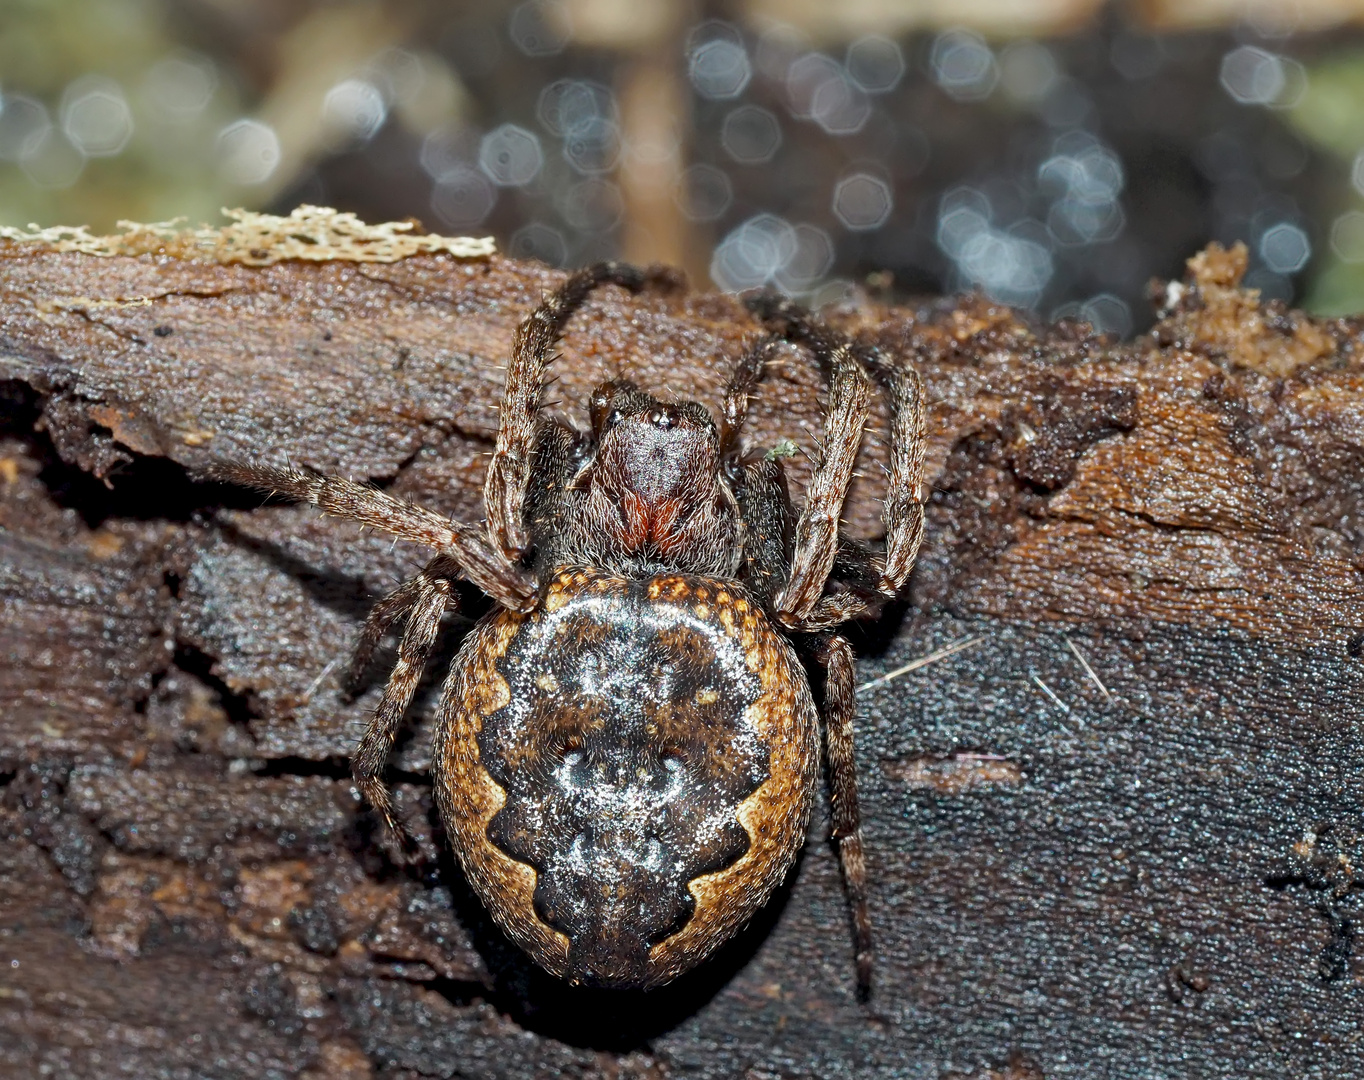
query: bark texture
[{"left": 1, "top": 238, "right": 1362, "bottom": 1079}]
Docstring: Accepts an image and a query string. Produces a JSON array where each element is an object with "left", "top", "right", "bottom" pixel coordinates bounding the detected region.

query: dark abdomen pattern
[
  {"left": 434, "top": 569, "right": 819, "bottom": 989},
  {"left": 478, "top": 578, "right": 768, "bottom": 986}
]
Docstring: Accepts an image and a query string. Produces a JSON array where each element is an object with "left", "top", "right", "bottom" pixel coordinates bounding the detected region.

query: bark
[{"left": 1, "top": 235, "right": 1362, "bottom": 1080}]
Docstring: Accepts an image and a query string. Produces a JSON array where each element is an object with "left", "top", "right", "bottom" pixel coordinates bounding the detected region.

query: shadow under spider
[
  {"left": 840, "top": 596, "right": 912, "bottom": 660},
  {"left": 209, "top": 516, "right": 405, "bottom": 628}
]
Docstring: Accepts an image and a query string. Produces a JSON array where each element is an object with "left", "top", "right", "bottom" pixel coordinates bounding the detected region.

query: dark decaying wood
[{"left": 1, "top": 237, "right": 1362, "bottom": 1079}]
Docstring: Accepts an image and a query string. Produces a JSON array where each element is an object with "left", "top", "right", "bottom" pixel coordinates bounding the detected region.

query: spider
[{"left": 212, "top": 261, "right": 926, "bottom": 995}]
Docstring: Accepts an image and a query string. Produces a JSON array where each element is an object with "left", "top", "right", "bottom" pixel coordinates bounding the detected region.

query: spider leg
[
  {"left": 207, "top": 461, "right": 534, "bottom": 611},
  {"left": 346, "top": 552, "right": 461, "bottom": 693},
  {"left": 860, "top": 348, "right": 927, "bottom": 598},
  {"left": 347, "top": 575, "right": 424, "bottom": 694},
  {"left": 746, "top": 294, "right": 927, "bottom": 603},
  {"left": 719, "top": 334, "right": 802, "bottom": 608},
  {"left": 814, "top": 633, "right": 873, "bottom": 999},
  {"left": 728, "top": 455, "right": 793, "bottom": 607},
  {"left": 745, "top": 303, "right": 873, "bottom": 628},
  {"left": 484, "top": 261, "right": 647, "bottom": 562},
  {"left": 788, "top": 536, "right": 896, "bottom": 629},
  {"left": 351, "top": 571, "right": 452, "bottom": 853},
  {"left": 720, "top": 332, "right": 783, "bottom": 456}
]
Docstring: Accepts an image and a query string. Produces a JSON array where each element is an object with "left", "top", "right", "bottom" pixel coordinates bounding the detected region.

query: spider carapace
[{"left": 213, "top": 261, "right": 927, "bottom": 995}]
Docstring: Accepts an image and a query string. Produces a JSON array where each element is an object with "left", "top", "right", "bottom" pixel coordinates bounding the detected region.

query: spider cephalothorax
[
  {"left": 532, "top": 378, "right": 741, "bottom": 579},
  {"left": 213, "top": 261, "right": 926, "bottom": 994}
]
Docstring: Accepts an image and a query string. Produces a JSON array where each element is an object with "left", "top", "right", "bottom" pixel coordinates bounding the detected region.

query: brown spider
[{"left": 211, "top": 262, "right": 926, "bottom": 995}]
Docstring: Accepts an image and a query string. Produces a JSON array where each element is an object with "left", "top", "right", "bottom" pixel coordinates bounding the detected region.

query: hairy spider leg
[
  {"left": 745, "top": 295, "right": 928, "bottom": 604},
  {"left": 728, "top": 455, "right": 794, "bottom": 606},
  {"left": 206, "top": 462, "right": 534, "bottom": 611},
  {"left": 855, "top": 348, "right": 927, "bottom": 598},
  {"left": 742, "top": 299, "right": 874, "bottom": 631},
  {"left": 350, "top": 570, "right": 451, "bottom": 852},
  {"left": 347, "top": 552, "right": 462, "bottom": 693},
  {"left": 721, "top": 313, "right": 878, "bottom": 1000},
  {"left": 346, "top": 574, "right": 427, "bottom": 694},
  {"left": 484, "top": 261, "right": 647, "bottom": 563},
  {"left": 815, "top": 634, "right": 873, "bottom": 1000},
  {"left": 719, "top": 332, "right": 784, "bottom": 457},
  {"left": 741, "top": 297, "right": 934, "bottom": 1001}
]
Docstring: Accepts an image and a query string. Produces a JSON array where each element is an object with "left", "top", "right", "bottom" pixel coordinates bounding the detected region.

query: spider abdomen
[{"left": 433, "top": 568, "right": 819, "bottom": 988}]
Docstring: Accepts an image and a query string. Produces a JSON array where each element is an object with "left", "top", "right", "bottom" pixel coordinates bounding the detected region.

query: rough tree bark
[{"left": 0, "top": 227, "right": 1361, "bottom": 1080}]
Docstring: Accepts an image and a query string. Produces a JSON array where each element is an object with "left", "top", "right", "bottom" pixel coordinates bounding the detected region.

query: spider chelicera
[{"left": 212, "top": 261, "right": 926, "bottom": 995}]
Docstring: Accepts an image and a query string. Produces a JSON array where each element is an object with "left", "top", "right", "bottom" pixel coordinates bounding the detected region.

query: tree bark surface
[{"left": 1, "top": 236, "right": 1362, "bottom": 1080}]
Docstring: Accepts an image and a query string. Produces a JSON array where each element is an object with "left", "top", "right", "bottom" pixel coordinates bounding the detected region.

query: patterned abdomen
[{"left": 433, "top": 570, "right": 819, "bottom": 988}]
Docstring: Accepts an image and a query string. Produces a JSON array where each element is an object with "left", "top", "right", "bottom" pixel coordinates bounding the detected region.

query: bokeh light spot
[
  {"left": 845, "top": 36, "right": 904, "bottom": 94},
  {"left": 1039, "top": 134, "right": 1126, "bottom": 245},
  {"left": 1080, "top": 293, "right": 1132, "bottom": 338},
  {"left": 812, "top": 73, "right": 870, "bottom": 136},
  {"left": 431, "top": 167, "right": 496, "bottom": 228},
  {"left": 1220, "top": 46, "right": 1286, "bottom": 106},
  {"left": 721, "top": 106, "right": 781, "bottom": 164},
  {"left": 1048, "top": 199, "right": 1125, "bottom": 245},
  {"left": 420, "top": 123, "right": 480, "bottom": 182},
  {"left": 786, "top": 53, "right": 842, "bottom": 120},
  {"left": 20, "top": 129, "right": 85, "bottom": 189},
  {"left": 930, "top": 29, "right": 998, "bottom": 102},
  {"left": 999, "top": 41, "right": 1058, "bottom": 105},
  {"left": 509, "top": 2, "right": 569, "bottom": 57},
  {"left": 537, "top": 80, "right": 614, "bottom": 137},
  {"left": 142, "top": 54, "right": 218, "bottom": 118},
  {"left": 323, "top": 79, "right": 387, "bottom": 143},
  {"left": 61, "top": 77, "right": 133, "bottom": 158},
  {"left": 1351, "top": 149, "right": 1364, "bottom": 199},
  {"left": 480, "top": 124, "right": 543, "bottom": 187},
  {"left": 936, "top": 187, "right": 1053, "bottom": 307},
  {"left": 676, "top": 164, "right": 732, "bottom": 222},
  {"left": 774, "top": 224, "right": 834, "bottom": 293},
  {"left": 1259, "top": 222, "right": 1310, "bottom": 273},
  {"left": 0, "top": 95, "right": 52, "bottom": 163},
  {"left": 217, "top": 118, "right": 281, "bottom": 185},
  {"left": 557, "top": 177, "right": 623, "bottom": 231},
  {"left": 689, "top": 38, "right": 751, "bottom": 100},
  {"left": 937, "top": 189, "right": 992, "bottom": 259},
  {"left": 711, "top": 214, "right": 798, "bottom": 291},
  {"left": 510, "top": 222, "right": 568, "bottom": 266},
  {"left": 562, "top": 115, "right": 620, "bottom": 175},
  {"left": 833, "top": 173, "right": 892, "bottom": 230},
  {"left": 1330, "top": 210, "right": 1364, "bottom": 263}
]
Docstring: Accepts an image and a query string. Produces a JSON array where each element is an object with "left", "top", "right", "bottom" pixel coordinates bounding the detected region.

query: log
[{"left": 1, "top": 219, "right": 1362, "bottom": 1079}]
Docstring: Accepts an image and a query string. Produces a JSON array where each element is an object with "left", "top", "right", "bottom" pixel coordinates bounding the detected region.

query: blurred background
[{"left": 6, "top": 0, "right": 1364, "bottom": 330}]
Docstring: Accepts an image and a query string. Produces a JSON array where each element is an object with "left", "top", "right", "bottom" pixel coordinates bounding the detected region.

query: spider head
[{"left": 576, "top": 380, "right": 734, "bottom": 563}]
